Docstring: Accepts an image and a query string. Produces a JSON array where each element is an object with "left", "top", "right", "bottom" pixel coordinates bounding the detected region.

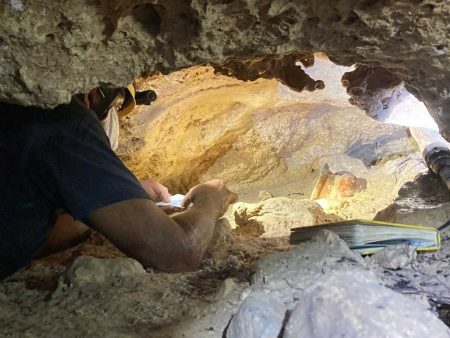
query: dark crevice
[
  {"left": 222, "top": 314, "right": 234, "bottom": 338},
  {"left": 277, "top": 309, "right": 292, "bottom": 338},
  {"left": 132, "top": 3, "right": 162, "bottom": 36}
]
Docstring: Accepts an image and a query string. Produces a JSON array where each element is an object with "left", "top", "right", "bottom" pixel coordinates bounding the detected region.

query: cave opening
[{"left": 2, "top": 1, "right": 450, "bottom": 333}]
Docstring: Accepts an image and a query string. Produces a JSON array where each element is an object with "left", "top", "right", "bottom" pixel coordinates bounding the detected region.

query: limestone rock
[
  {"left": 345, "top": 129, "right": 417, "bottom": 166},
  {"left": 370, "top": 244, "right": 417, "bottom": 270},
  {"left": 62, "top": 256, "right": 145, "bottom": 287},
  {"left": 122, "top": 57, "right": 417, "bottom": 198},
  {"left": 315, "top": 154, "right": 368, "bottom": 177},
  {"left": 233, "top": 197, "right": 340, "bottom": 237},
  {"left": 284, "top": 270, "right": 450, "bottom": 338},
  {"left": 200, "top": 128, "right": 286, "bottom": 187},
  {"left": 342, "top": 66, "right": 403, "bottom": 119},
  {"left": 214, "top": 278, "right": 239, "bottom": 302},
  {"left": 207, "top": 218, "right": 234, "bottom": 255},
  {"left": 226, "top": 231, "right": 449, "bottom": 337},
  {"left": 367, "top": 172, "right": 450, "bottom": 306},
  {"left": 258, "top": 190, "right": 273, "bottom": 201},
  {"left": 124, "top": 67, "right": 287, "bottom": 191},
  {"left": 375, "top": 173, "right": 450, "bottom": 227},
  {"left": 342, "top": 66, "right": 439, "bottom": 130},
  {"left": 330, "top": 153, "right": 425, "bottom": 220},
  {"left": 213, "top": 52, "right": 324, "bottom": 92},
  {"left": 252, "top": 230, "right": 363, "bottom": 296},
  {"left": 227, "top": 292, "right": 286, "bottom": 338},
  {"left": 250, "top": 231, "right": 449, "bottom": 337},
  {"left": 310, "top": 164, "right": 367, "bottom": 207},
  {"left": 2, "top": 1, "right": 450, "bottom": 139}
]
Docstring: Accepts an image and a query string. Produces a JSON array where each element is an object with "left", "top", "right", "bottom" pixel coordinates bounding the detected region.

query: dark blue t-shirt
[{"left": 0, "top": 99, "right": 149, "bottom": 279}]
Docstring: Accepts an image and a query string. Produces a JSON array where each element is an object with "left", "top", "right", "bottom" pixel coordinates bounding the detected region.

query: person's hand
[
  {"left": 140, "top": 179, "right": 172, "bottom": 203},
  {"left": 182, "top": 179, "right": 238, "bottom": 217}
]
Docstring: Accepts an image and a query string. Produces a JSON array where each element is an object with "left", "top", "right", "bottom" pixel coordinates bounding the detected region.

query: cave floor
[
  {"left": 1, "top": 223, "right": 449, "bottom": 337},
  {"left": 1, "top": 171, "right": 450, "bottom": 337}
]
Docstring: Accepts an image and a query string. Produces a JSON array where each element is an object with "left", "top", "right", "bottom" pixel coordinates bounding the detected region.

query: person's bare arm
[{"left": 86, "top": 180, "right": 237, "bottom": 272}]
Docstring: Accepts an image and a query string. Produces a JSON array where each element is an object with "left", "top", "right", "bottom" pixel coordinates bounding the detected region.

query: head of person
[
  {"left": 77, "top": 84, "right": 157, "bottom": 121},
  {"left": 77, "top": 84, "right": 137, "bottom": 120}
]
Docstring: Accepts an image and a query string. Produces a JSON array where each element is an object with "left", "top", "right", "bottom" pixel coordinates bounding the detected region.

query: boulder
[
  {"left": 62, "top": 256, "right": 145, "bottom": 287},
  {"left": 233, "top": 197, "right": 340, "bottom": 237},
  {"left": 284, "top": 270, "right": 450, "bottom": 338}
]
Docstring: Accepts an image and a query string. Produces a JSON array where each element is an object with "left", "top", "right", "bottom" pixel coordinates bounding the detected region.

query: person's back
[
  {"left": 0, "top": 98, "right": 237, "bottom": 280},
  {"left": 0, "top": 100, "right": 147, "bottom": 279},
  {"left": 0, "top": 103, "right": 66, "bottom": 277}
]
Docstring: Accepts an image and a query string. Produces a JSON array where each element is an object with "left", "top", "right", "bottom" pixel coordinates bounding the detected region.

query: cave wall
[
  {"left": 1, "top": 1, "right": 450, "bottom": 137},
  {"left": 119, "top": 55, "right": 420, "bottom": 223}
]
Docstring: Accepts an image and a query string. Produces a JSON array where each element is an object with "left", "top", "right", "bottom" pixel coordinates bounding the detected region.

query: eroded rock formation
[
  {"left": 1, "top": 1, "right": 450, "bottom": 138},
  {"left": 342, "top": 66, "right": 403, "bottom": 118},
  {"left": 122, "top": 55, "right": 418, "bottom": 193},
  {"left": 2, "top": 2, "right": 450, "bottom": 336}
]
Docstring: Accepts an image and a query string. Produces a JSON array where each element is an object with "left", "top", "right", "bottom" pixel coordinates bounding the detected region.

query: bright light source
[{"left": 376, "top": 89, "right": 439, "bottom": 131}]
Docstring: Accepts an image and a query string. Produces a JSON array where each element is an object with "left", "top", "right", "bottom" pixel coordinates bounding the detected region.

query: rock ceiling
[{"left": 1, "top": 1, "right": 450, "bottom": 137}]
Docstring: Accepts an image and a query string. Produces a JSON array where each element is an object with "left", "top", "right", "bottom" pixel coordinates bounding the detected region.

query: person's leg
[{"left": 35, "top": 214, "right": 91, "bottom": 258}]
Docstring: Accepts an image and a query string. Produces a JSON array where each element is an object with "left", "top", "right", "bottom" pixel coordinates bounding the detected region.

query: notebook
[{"left": 290, "top": 219, "right": 442, "bottom": 255}]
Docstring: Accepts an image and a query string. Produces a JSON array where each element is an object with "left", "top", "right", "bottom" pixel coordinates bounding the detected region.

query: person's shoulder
[
  {"left": 0, "top": 101, "right": 45, "bottom": 120},
  {"left": 0, "top": 99, "right": 96, "bottom": 123},
  {"left": 0, "top": 102, "right": 49, "bottom": 135},
  {"left": 49, "top": 98, "right": 98, "bottom": 123}
]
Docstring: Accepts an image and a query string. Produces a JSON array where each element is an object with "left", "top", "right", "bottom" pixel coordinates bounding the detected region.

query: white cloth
[{"left": 100, "top": 106, "right": 120, "bottom": 151}]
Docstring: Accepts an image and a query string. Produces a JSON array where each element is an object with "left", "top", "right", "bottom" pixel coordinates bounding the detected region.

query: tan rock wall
[{"left": 120, "top": 56, "right": 418, "bottom": 203}]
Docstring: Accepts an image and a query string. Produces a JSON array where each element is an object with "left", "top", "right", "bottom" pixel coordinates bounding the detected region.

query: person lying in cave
[
  {"left": 35, "top": 85, "right": 176, "bottom": 257},
  {"left": 0, "top": 87, "right": 238, "bottom": 281}
]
